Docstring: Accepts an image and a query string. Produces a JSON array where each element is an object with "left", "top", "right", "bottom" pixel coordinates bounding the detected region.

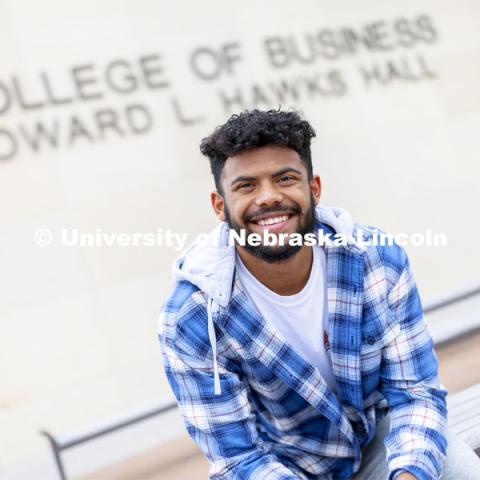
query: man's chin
[{"left": 241, "top": 244, "right": 303, "bottom": 263}]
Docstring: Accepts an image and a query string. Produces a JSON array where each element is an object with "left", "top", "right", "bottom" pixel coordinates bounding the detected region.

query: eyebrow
[{"left": 230, "top": 166, "right": 303, "bottom": 187}]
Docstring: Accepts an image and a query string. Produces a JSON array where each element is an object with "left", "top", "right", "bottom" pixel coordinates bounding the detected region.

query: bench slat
[{"left": 447, "top": 383, "right": 480, "bottom": 451}]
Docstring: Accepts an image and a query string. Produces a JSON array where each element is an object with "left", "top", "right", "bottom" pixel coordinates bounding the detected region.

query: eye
[
  {"left": 237, "top": 182, "right": 255, "bottom": 191},
  {"left": 278, "top": 175, "right": 295, "bottom": 183}
]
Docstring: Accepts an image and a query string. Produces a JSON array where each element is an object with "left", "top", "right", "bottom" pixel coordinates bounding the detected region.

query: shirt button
[{"left": 367, "top": 336, "right": 376, "bottom": 345}]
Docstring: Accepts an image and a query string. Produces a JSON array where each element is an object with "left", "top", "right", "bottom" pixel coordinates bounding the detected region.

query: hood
[{"left": 172, "top": 204, "right": 355, "bottom": 394}]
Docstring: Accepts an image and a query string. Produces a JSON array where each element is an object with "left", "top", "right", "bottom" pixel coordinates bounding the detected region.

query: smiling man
[{"left": 159, "top": 109, "right": 476, "bottom": 479}]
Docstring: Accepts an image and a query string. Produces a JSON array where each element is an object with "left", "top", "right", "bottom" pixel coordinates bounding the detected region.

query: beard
[{"left": 224, "top": 193, "right": 317, "bottom": 263}]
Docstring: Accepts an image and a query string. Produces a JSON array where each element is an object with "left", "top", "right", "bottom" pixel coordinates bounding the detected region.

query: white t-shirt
[{"left": 235, "top": 245, "right": 337, "bottom": 392}]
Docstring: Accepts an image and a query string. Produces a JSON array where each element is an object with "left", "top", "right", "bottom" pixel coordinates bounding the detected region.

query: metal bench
[
  {"left": 40, "top": 400, "right": 177, "bottom": 480},
  {"left": 448, "top": 382, "right": 480, "bottom": 455}
]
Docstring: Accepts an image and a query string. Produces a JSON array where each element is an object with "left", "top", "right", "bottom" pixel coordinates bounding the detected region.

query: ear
[
  {"left": 210, "top": 191, "right": 226, "bottom": 221},
  {"left": 310, "top": 174, "right": 321, "bottom": 205}
]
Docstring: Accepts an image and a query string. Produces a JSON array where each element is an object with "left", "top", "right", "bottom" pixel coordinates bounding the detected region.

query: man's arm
[
  {"left": 379, "top": 248, "right": 448, "bottom": 480},
  {"left": 159, "top": 295, "right": 303, "bottom": 480}
]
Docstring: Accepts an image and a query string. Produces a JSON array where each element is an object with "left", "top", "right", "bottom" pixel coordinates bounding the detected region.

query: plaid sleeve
[
  {"left": 159, "top": 295, "right": 302, "bottom": 480},
  {"left": 378, "top": 247, "right": 448, "bottom": 480}
]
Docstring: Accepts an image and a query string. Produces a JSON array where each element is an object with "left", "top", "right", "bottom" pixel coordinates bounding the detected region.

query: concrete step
[{"left": 76, "top": 435, "right": 208, "bottom": 480}]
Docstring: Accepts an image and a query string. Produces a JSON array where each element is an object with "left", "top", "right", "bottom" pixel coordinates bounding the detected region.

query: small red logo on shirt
[{"left": 324, "top": 330, "right": 330, "bottom": 351}]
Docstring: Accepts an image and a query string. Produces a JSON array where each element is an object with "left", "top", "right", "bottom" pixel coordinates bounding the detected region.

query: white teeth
[{"left": 257, "top": 215, "right": 289, "bottom": 226}]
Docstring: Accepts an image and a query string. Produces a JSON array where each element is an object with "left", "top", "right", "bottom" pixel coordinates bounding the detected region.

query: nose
[{"left": 255, "top": 181, "right": 283, "bottom": 206}]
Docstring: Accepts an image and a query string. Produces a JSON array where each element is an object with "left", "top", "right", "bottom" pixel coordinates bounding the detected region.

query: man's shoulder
[
  {"left": 352, "top": 224, "right": 418, "bottom": 339},
  {"left": 162, "top": 280, "right": 199, "bottom": 314},
  {"left": 159, "top": 280, "right": 212, "bottom": 352},
  {"left": 351, "top": 223, "right": 413, "bottom": 306},
  {"left": 353, "top": 222, "right": 409, "bottom": 273}
]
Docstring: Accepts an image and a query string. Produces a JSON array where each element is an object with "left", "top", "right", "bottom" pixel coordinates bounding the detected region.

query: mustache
[{"left": 244, "top": 205, "right": 301, "bottom": 223}]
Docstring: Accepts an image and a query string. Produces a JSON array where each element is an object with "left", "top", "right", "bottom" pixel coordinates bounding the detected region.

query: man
[{"left": 158, "top": 109, "right": 475, "bottom": 479}]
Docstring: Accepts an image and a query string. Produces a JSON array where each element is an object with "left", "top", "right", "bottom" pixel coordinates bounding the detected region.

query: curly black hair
[{"left": 199, "top": 108, "right": 316, "bottom": 194}]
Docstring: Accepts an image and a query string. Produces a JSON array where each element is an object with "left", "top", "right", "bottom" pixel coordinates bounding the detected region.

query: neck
[{"left": 236, "top": 246, "right": 314, "bottom": 296}]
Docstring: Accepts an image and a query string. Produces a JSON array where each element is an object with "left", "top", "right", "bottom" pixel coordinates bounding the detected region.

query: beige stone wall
[{"left": 0, "top": 0, "right": 479, "bottom": 475}]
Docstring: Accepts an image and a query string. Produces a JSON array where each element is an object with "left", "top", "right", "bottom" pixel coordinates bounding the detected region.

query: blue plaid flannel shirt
[{"left": 159, "top": 206, "right": 447, "bottom": 480}]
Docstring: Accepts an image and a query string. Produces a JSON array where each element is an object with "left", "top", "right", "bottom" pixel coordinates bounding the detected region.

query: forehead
[{"left": 221, "top": 145, "right": 305, "bottom": 182}]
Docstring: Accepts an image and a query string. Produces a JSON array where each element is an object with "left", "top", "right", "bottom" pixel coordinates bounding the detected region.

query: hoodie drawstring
[{"left": 207, "top": 296, "right": 222, "bottom": 395}]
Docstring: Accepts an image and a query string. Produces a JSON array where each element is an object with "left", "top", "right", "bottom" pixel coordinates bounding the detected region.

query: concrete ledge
[{"left": 448, "top": 383, "right": 480, "bottom": 453}]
